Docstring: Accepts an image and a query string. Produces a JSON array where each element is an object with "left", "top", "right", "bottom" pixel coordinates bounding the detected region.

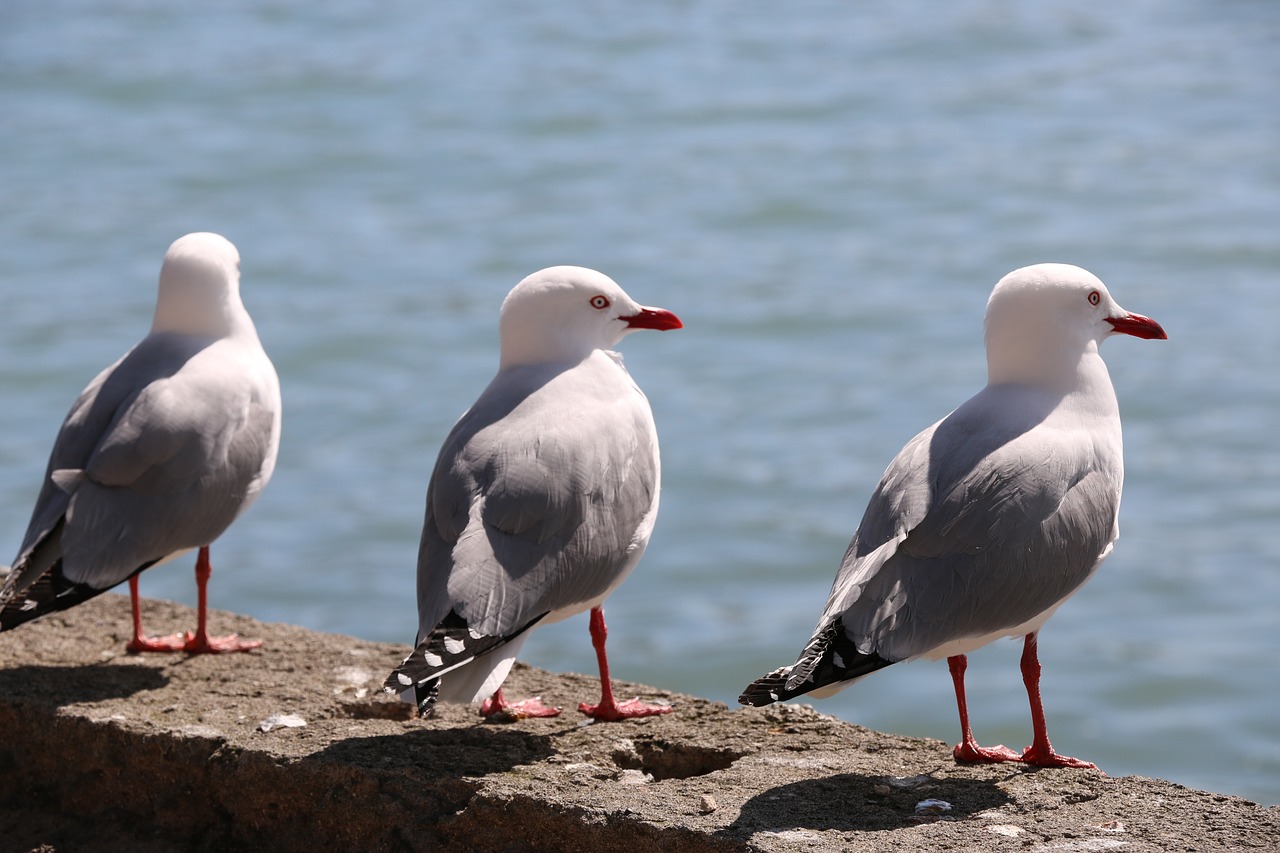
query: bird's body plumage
[
  {"left": 411, "top": 350, "right": 660, "bottom": 704},
  {"left": 0, "top": 233, "right": 280, "bottom": 645},
  {"left": 387, "top": 266, "right": 679, "bottom": 718},
  {"left": 741, "top": 263, "right": 1165, "bottom": 768}
]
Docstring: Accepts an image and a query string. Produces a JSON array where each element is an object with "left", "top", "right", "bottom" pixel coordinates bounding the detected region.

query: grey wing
[
  {"left": 387, "top": 364, "right": 658, "bottom": 710},
  {"left": 419, "top": 366, "right": 658, "bottom": 640},
  {"left": 4, "top": 334, "right": 279, "bottom": 602},
  {"left": 742, "top": 387, "right": 1120, "bottom": 705},
  {"left": 836, "top": 387, "right": 1120, "bottom": 662},
  {"left": 740, "top": 426, "right": 936, "bottom": 704},
  {"left": 1, "top": 347, "right": 142, "bottom": 616}
]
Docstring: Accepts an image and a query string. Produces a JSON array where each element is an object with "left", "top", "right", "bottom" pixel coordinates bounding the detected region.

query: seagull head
[
  {"left": 498, "top": 266, "right": 682, "bottom": 368},
  {"left": 151, "top": 232, "right": 246, "bottom": 338},
  {"left": 984, "top": 263, "right": 1167, "bottom": 387}
]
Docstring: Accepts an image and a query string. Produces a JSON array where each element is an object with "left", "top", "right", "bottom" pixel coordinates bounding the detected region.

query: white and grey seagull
[
  {"left": 386, "top": 266, "right": 682, "bottom": 721},
  {"left": 739, "top": 263, "right": 1166, "bottom": 768},
  {"left": 0, "top": 232, "right": 282, "bottom": 654}
]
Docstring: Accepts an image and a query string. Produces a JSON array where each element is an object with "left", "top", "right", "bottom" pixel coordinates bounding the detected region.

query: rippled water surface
[{"left": 2, "top": 0, "right": 1277, "bottom": 804}]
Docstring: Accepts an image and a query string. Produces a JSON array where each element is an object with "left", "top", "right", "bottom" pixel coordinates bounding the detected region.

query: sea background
[{"left": 2, "top": 0, "right": 1276, "bottom": 805}]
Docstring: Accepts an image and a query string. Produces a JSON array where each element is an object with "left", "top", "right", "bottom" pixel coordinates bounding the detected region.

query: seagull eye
[
  {"left": 1088, "top": 291, "right": 1101, "bottom": 306},
  {"left": 590, "top": 295, "right": 610, "bottom": 310}
]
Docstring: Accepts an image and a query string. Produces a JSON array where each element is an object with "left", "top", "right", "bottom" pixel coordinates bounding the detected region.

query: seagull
[
  {"left": 739, "top": 263, "right": 1166, "bottom": 768},
  {"left": 0, "top": 232, "right": 282, "bottom": 654},
  {"left": 385, "top": 266, "right": 682, "bottom": 721}
]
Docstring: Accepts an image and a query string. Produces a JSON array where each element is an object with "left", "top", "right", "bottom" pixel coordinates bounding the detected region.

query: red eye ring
[
  {"left": 1088, "top": 290, "right": 1101, "bottom": 306},
  {"left": 590, "top": 295, "right": 610, "bottom": 310}
]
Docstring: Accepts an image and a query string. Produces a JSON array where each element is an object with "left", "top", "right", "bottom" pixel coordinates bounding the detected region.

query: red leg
[
  {"left": 948, "top": 653, "right": 1021, "bottom": 763},
  {"left": 479, "top": 686, "right": 561, "bottom": 720},
  {"left": 1016, "top": 633, "right": 1096, "bottom": 769},
  {"left": 577, "top": 606, "right": 672, "bottom": 721},
  {"left": 125, "top": 575, "right": 187, "bottom": 653},
  {"left": 180, "top": 546, "right": 262, "bottom": 654}
]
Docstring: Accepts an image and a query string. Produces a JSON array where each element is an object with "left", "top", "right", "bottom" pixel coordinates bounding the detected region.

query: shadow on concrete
[
  {"left": 0, "top": 662, "right": 169, "bottom": 706},
  {"left": 721, "top": 771, "right": 1013, "bottom": 839},
  {"left": 306, "top": 723, "right": 557, "bottom": 779}
]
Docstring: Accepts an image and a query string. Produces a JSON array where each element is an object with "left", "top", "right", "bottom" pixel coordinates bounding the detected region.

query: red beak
[
  {"left": 1107, "top": 312, "right": 1167, "bottom": 340},
  {"left": 623, "top": 307, "right": 683, "bottom": 331}
]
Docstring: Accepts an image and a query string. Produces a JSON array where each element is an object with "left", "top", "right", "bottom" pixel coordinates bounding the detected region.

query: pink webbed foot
[
  {"left": 127, "top": 633, "right": 190, "bottom": 654},
  {"left": 126, "top": 630, "right": 262, "bottom": 655},
  {"left": 1019, "top": 743, "right": 1098, "bottom": 770},
  {"left": 181, "top": 631, "right": 264, "bottom": 655},
  {"left": 578, "top": 697, "right": 673, "bottom": 722},
  {"left": 125, "top": 549, "right": 261, "bottom": 655},
  {"left": 578, "top": 607, "right": 674, "bottom": 722},
  {"left": 480, "top": 689, "right": 562, "bottom": 721},
  {"left": 952, "top": 740, "right": 1024, "bottom": 764}
]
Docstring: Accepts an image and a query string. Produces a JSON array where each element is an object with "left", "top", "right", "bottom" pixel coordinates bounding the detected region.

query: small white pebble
[
  {"left": 698, "top": 794, "right": 718, "bottom": 814},
  {"left": 915, "top": 798, "right": 952, "bottom": 815},
  {"left": 258, "top": 713, "right": 307, "bottom": 732},
  {"left": 988, "top": 824, "right": 1025, "bottom": 837}
]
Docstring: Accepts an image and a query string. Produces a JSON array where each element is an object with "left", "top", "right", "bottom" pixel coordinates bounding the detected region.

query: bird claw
[
  {"left": 578, "top": 697, "right": 674, "bottom": 722},
  {"left": 126, "top": 633, "right": 189, "bottom": 654},
  {"left": 181, "top": 631, "right": 264, "bottom": 655},
  {"left": 954, "top": 739, "right": 1098, "bottom": 770},
  {"left": 127, "top": 629, "right": 262, "bottom": 655},
  {"left": 1019, "top": 745, "right": 1098, "bottom": 769},
  {"left": 480, "top": 695, "right": 562, "bottom": 721},
  {"left": 952, "top": 741, "right": 1024, "bottom": 764}
]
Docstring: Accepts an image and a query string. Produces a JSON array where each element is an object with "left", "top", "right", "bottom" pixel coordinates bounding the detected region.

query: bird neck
[
  {"left": 499, "top": 332, "right": 598, "bottom": 371},
  {"left": 152, "top": 286, "right": 253, "bottom": 339},
  {"left": 986, "top": 330, "right": 1106, "bottom": 391}
]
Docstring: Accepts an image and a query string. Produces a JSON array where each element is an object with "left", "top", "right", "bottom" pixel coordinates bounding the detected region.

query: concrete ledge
[{"left": 0, "top": 595, "right": 1275, "bottom": 852}]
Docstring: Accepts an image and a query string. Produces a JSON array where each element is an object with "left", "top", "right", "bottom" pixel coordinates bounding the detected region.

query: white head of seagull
[
  {"left": 498, "top": 266, "right": 683, "bottom": 370},
  {"left": 983, "top": 263, "right": 1167, "bottom": 389},
  {"left": 151, "top": 232, "right": 249, "bottom": 339}
]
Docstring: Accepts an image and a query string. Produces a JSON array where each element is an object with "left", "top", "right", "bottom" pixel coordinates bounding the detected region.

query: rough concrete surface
[{"left": 0, "top": 595, "right": 1275, "bottom": 852}]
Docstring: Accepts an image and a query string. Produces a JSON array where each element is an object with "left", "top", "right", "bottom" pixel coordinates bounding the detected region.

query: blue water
[{"left": 2, "top": 0, "right": 1277, "bottom": 805}]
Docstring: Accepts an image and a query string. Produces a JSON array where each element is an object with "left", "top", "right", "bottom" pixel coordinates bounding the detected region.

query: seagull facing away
[
  {"left": 385, "top": 266, "right": 682, "bottom": 721},
  {"left": 739, "top": 264, "right": 1166, "bottom": 768},
  {"left": 0, "top": 232, "right": 282, "bottom": 654}
]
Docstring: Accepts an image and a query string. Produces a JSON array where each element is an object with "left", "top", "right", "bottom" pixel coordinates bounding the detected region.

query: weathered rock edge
[{"left": 0, "top": 595, "right": 1275, "bottom": 853}]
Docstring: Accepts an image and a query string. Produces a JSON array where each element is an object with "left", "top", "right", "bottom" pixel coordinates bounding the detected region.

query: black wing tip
[
  {"left": 738, "top": 670, "right": 792, "bottom": 707},
  {"left": 738, "top": 619, "right": 897, "bottom": 707},
  {"left": 381, "top": 608, "right": 550, "bottom": 711},
  {"left": 383, "top": 666, "right": 440, "bottom": 718},
  {"left": 0, "top": 562, "right": 104, "bottom": 633},
  {"left": 383, "top": 608, "right": 546, "bottom": 719}
]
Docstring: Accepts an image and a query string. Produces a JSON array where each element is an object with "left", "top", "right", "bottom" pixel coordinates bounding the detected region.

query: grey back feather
[
  {"left": 823, "top": 383, "right": 1122, "bottom": 662},
  {"left": 416, "top": 351, "right": 659, "bottom": 642},
  {"left": 4, "top": 331, "right": 279, "bottom": 599}
]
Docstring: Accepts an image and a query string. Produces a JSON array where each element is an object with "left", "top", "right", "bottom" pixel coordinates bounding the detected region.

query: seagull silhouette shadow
[
  {"left": 720, "top": 772, "right": 1013, "bottom": 839},
  {"left": 0, "top": 662, "right": 169, "bottom": 706},
  {"left": 306, "top": 724, "right": 556, "bottom": 780}
]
